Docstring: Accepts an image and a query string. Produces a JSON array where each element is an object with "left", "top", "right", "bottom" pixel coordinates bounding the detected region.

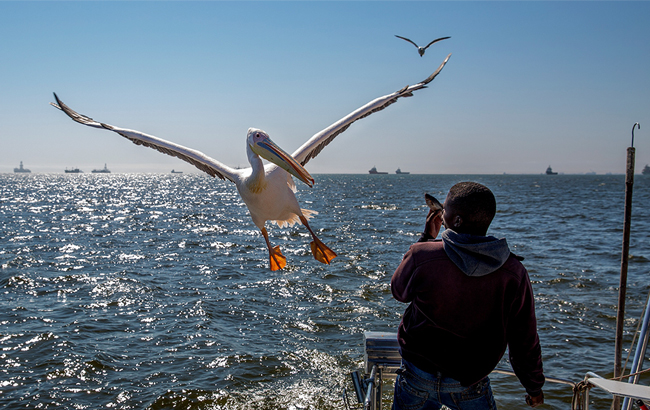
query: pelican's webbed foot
[
  {"left": 261, "top": 227, "right": 287, "bottom": 271},
  {"left": 269, "top": 245, "right": 287, "bottom": 271},
  {"left": 310, "top": 239, "right": 337, "bottom": 265},
  {"left": 299, "top": 215, "right": 337, "bottom": 265}
]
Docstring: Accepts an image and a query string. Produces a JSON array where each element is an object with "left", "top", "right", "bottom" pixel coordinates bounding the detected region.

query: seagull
[
  {"left": 395, "top": 35, "right": 450, "bottom": 57},
  {"left": 51, "top": 53, "right": 451, "bottom": 271}
]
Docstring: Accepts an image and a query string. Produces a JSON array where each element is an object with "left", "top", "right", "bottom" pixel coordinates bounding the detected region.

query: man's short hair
[{"left": 446, "top": 182, "right": 496, "bottom": 234}]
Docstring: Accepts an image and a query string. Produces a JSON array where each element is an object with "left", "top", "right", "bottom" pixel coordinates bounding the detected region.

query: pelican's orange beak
[{"left": 251, "top": 138, "right": 314, "bottom": 187}]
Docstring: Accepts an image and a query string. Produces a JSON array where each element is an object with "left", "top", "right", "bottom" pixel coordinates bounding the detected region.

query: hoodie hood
[{"left": 441, "top": 229, "right": 511, "bottom": 277}]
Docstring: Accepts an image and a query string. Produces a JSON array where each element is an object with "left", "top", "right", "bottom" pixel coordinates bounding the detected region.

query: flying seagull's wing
[
  {"left": 395, "top": 35, "right": 420, "bottom": 48},
  {"left": 291, "top": 53, "right": 451, "bottom": 166},
  {"left": 50, "top": 93, "right": 239, "bottom": 182},
  {"left": 422, "top": 36, "right": 451, "bottom": 51}
]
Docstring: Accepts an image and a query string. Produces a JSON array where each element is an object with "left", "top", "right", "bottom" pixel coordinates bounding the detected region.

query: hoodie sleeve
[
  {"left": 391, "top": 246, "right": 418, "bottom": 303},
  {"left": 507, "top": 269, "right": 545, "bottom": 395}
]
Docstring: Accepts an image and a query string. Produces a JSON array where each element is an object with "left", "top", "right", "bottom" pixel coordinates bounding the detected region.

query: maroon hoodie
[{"left": 391, "top": 236, "right": 545, "bottom": 395}]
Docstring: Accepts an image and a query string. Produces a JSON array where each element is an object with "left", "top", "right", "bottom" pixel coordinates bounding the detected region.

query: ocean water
[{"left": 1, "top": 173, "right": 649, "bottom": 409}]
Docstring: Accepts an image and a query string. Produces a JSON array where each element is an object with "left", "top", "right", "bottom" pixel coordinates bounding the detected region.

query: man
[{"left": 391, "top": 182, "right": 544, "bottom": 409}]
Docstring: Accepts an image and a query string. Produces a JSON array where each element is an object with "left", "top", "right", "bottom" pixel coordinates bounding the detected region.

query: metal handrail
[
  {"left": 364, "top": 364, "right": 378, "bottom": 410},
  {"left": 492, "top": 367, "right": 576, "bottom": 388}
]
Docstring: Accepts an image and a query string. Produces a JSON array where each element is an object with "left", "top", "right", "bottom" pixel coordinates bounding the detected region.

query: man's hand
[
  {"left": 424, "top": 209, "right": 443, "bottom": 239},
  {"left": 525, "top": 391, "right": 544, "bottom": 407}
]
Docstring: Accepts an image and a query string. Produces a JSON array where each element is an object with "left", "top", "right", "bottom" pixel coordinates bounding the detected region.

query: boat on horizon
[
  {"left": 643, "top": 164, "right": 650, "bottom": 175},
  {"left": 369, "top": 166, "right": 388, "bottom": 175},
  {"left": 546, "top": 166, "right": 558, "bottom": 175},
  {"left": 13, "top": 161, "right": 31, "bottom": 173},
  {"left": 395, "top": 168, "right": 410, "bottom": 174},
  {"left": 65, "top": 167, "right": 82, "bottom": 174},
  {"left": 171, "top": 169, "right": 183, "bottom": 174},
  {"left": 91, "top": 163, "right": 111, "bottom": 173}
]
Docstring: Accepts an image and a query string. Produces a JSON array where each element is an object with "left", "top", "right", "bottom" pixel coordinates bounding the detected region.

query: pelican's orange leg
[
  {"left": 300, "top": 216, "right": 337, "bottom": 265},
  {"left": 261, "top": 227, "right": 286, "bottom": 271}
]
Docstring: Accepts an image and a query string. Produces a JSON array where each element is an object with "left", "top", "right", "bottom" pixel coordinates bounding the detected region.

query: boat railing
[{"left": 346, "top": 332, "right": 650, "bottom": 410}]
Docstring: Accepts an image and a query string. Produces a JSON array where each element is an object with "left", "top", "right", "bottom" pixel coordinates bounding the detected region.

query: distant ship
[
  {"left": 369, "top": 166, "right": 388, "bottom": 174},
  {"left": 396, "top": 168, "right": 410, "bottom": 174},
  {"left": 643, "top": 164, "right": 650, "bottom": 175},
  {"left": 65, "top": 167, "right": 82, "bottom": 173},
  {"left": 171, "top": 169, "right": 183, "bottom": 174},
  {"left": 14, "top": 161, "right": 31, "bottom": 173},
  {"left": 91, "top": 163, "right": 111, "bottom": 173},
  {"left": 545, "top": 166, "right": 558, "bottom": 175}
]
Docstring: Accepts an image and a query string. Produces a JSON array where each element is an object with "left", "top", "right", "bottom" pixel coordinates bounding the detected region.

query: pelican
[
  {"left": 395, "top": 35, "right": 450, "bottom": 57},
  {"left": 51, "top": 53, "right": 451, "bottom": 271}
]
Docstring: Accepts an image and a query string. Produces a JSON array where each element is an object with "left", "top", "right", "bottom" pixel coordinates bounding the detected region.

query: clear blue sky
[{"left": 1, "top": 1, "right": 648, "bottom": 174}]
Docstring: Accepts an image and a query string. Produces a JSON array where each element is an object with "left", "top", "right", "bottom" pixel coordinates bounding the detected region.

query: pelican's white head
[{"left": 247, "top": 128, "right": 314, "bottom": 187}]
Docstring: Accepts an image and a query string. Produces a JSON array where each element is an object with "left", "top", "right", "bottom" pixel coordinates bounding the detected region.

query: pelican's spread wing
[
  {"left": 292, "top": 53, "right": 451, "bottom": 166},
  {"left": 423, "top": 36, "right": 451, "bottom": 51},
  {"left": 50, "top": 93, "right": 238, "bottom": 182}
]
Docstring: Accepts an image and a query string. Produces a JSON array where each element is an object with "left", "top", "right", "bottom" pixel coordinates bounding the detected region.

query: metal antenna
[
  {"left": 631, "top": 122, "right": 640, "bottom": 147},
  {"left": 614, "top": 122, "right": 641, "bottom": 409}
]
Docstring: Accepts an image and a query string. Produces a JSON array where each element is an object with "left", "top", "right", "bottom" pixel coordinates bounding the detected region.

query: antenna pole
[{"left": 613, "top": 122, "right": 640, "bottom": 410}]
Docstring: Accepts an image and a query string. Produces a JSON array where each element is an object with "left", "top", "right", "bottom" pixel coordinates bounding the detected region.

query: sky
[{"left": 1, "top": 1, "right": 649, "bottom": 175}]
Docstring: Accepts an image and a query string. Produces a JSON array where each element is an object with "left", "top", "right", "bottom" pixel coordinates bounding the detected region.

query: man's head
[{"left": 442, "top": 182, "right": 496, "bottom": 236}]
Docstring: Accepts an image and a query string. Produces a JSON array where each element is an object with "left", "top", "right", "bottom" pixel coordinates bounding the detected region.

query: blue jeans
[{"left": 392, "top": 360, "right": 497, "bottom": 410}]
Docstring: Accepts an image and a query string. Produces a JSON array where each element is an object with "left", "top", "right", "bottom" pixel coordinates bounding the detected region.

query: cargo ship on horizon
[{"left": 14, "top": 161, "right": 31, "bottom": 173}]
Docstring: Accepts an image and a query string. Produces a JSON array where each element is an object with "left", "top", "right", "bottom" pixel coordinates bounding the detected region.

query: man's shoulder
[
  {"left": 410, "top": 239, "right": 445, "bottom": 252},
  {"left": 408, "top": 240, "right": 449, "bottom": 263},
  {"left": 499, "top": 253, "right": 530, "bottom": 280}
]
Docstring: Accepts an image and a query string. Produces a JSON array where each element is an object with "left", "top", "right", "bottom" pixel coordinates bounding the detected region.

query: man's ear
[{"left": 453, "top": 215, "right": 463, "bottom": 229}]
